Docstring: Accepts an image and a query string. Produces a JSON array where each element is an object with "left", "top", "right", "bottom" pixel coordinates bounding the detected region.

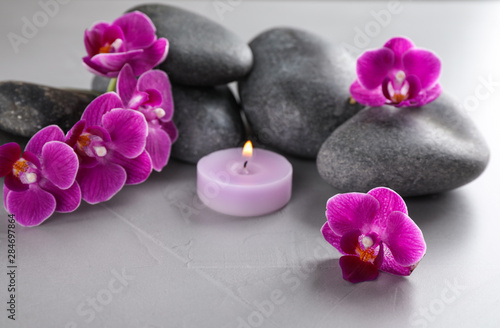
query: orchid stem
[{"left": 106, "top": 78, "right": 117, "bottom": 93}]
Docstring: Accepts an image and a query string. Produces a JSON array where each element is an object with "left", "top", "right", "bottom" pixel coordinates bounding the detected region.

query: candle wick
[{"left": 243, "top": 160, "right": 248, "bottom": 169}]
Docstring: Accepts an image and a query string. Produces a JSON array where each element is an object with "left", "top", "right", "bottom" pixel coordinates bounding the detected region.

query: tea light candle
[{"left": 197, "top": 141, "right": 293, "bottom": 216}]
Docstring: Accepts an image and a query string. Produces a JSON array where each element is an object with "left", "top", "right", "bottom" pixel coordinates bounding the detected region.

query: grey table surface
[{"left": 1, "top": 1, "right": 499, "bottom": 327}]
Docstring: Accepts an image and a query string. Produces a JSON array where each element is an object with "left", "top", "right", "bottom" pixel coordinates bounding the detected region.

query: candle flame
[{"left": 242, "top": 140, "right": 253, "bottom": 158}]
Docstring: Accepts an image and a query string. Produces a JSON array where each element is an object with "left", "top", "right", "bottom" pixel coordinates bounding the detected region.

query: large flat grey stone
[{"left": 317, "top": 94, "right": 490, "bottom": 196}]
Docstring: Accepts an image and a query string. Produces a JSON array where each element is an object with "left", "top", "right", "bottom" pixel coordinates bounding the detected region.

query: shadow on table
[
  {"left": 310, "top": 258, "right": 415, "bottom": 324},
  {"left": 405, "top": 190, "right": 471, "bottom": 225},
  {"left": 405, "top": 189, "right": 472, "bottom": 257}
]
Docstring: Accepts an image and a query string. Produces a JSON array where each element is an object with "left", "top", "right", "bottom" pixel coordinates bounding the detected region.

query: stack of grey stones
[{"left": 1, "top": 4, "right": 490, "bottom": 197}]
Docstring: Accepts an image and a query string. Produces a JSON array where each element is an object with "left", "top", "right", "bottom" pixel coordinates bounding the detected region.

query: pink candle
[{"left": 197, "top": 141, "right": 293, "bottom": 216}]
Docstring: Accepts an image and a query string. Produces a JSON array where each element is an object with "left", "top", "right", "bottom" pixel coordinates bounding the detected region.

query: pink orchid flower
[
  {"left": 83, "top": 11, "right": 168, "bottom": 78},
  {"left": 321, "top": 187, "right": 426, "bottom": 283},
  {"left": 0, "top": 126, "right": 81, "bottom": 226},
  {"left": 117, "top": 64, "right": 178, "bottom": 171},
  {"left": 350, "top": 37, "right": 441, "bottom": 107},
  {"left": 66, "top": 92, "right": 152, "bottom": 204}
]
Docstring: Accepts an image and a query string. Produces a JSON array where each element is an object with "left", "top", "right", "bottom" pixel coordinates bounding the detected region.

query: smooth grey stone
[
  {"left": 316, "top": 94, "right": 490, "bottom": 197},
  {"left": 171, "top": 84, "right": 245, "bottom": 163},
  {"left": 0, "top": 129, "right": 29, "bottom": 149},
  {"left": 0, "top": 81, "right": 97, "bottom": 137},
  {"left": 128, "top": 4, "right": 253, "bottom": 86},
  {"left": 239, "top": 27, "right": 363, "bottom": 159}
]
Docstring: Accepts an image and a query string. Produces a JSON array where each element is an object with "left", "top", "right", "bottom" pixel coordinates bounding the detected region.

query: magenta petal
[
  {"left": 26, "top": 125, "right": 65, "bottom": 157},
  {"left": 383, "top": 211, "right": 426, "bottom": 266},
  {"left": 410, "top": 83, "right": 442, "bottom": 107},
  {"left": 128, "top": 38, "right": 169, "bottom": 76},
  {"left": 4, "top": 184, "right": 10, "bottom": 204},
  {"left": 82, "top": 57, "right": 117, "bottom": 78},
  {"left": 383, "top": 37, "right": 414, "bottom": 69},
  {"left": 137, "top": 69, "right": 169, "bottom": 91},
  {"left": 379, "top": 245, "right": 413, "bottom": 276},
  {"left": 424, "top": 83, "right": 442, "bottom": 104},
  {"left": 381, "top": 77, "right": 392, "bottom": 101},
  {"left": 128, "top": 91, "right": 149, "bottom": 109},
  {"left": 113, "top": 11, "right": 157, "bottom": 50},
  {"left": 86, "top": 50, "right": 143, "bottom": 77},
  {"left": 340, "top": 230, "right": 362, "bottom": 255},
  {"left": 22, "top": 151, "right": 41, "bottom": 168},
  {"left": 161, "top": 120, "right": 178, "bottom": 143},
  {"left": 405, "top": 74, "right": 422, "bottom": 101},
  {"left": 143, "top": 89, "right": 163, "bottom": 108},
  {"left": 339, "top": 256, "right": 380, "bottom": 283},
  {"left": 321, "top": 222, "right": 342, "bottom": 253},
  {"left": 6, "top": 186, "right": 56, "bottom": 227},
  {"left": 138, "top": 69, "right": 174, "bottom": 120},
  {"left": 102, "top": 109, "right": 147, "bottom": 159},
  {"left": 367, "top": 187, "right": 407, "bottom": 229},
  {"left": 84, "top": 23, "right": 109, "bottom": 56},
  {"left": 350, "top": 80, "right": 388, "bottom": 107},
  {"left": 66, "top": 120, "right": 87, "bottom": 148},
  {"left": 374, "top": 242, "right": 384, "bottom": 269},
  {"left": 402, "top": 49, "right": 441, "bottom": 89},
  {"left": 77, "top": 152, "right": 99, "bottom": 169},
  {"left": 40, "top": 180, "right": 81, "bottom": 213},
  {"left": 145, "top": 126, "right": 171, "bottom": 172},
  {"left": 109, "top": 151, "right": 152, "bottom": 185},
  {"left": 102, "top": 24, "right": 124, "bottom": 48},
  {"left": 326, "top": 192, "right": 380, "bottom": 235},
  {"left": 86, "top": 126, "right": 112, "bottom": 143},
  {"left": 77, "top": 162, "right": 126, "bottom": 204},
  {"left": 356, "top": 48, "right": 394, "bottom": 89},
  {"left": 82, "top": 93, "right": 124, "bottom": 127},
  {"left": 84, "top": 29, "right": 99, "bottom": 57},
  {"left": 0, "top": 143, "right": 21, "bottom": 177},
  {"left": 117, "top": 64, "right": 137, "bottom": 106},
  {"left": 41, "top": 141, "right": 78, "bottom": 190},
  {"left": 4, "top": 173, "right": 28, "bottom": 192}
]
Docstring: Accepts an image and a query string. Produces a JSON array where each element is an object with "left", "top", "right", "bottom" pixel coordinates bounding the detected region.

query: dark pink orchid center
[
  {"left": 99, "top": 38, "right": 123, "bottom": 54},
  {"left": 77, "top": 133, "right": 107, "bottom": 158},
  {"left": 382, "top": 70, "right": 412, "bottom": 104},
  {"left": 140, "top": 106, "right": 166, "bottom": 123},
  {"left": 129, "top": 90, "right": 166, "bottom": 122},
  {"left": 356, "top": 235, "right": 380, "bottom": 263},
  {"left": 12, "top": 158, "right": 38, "bottom": 185}
]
